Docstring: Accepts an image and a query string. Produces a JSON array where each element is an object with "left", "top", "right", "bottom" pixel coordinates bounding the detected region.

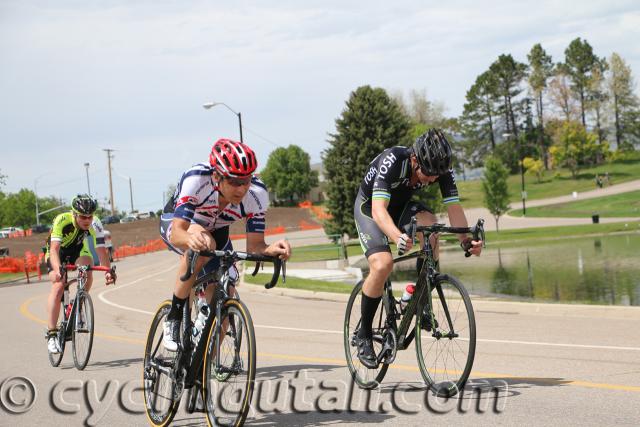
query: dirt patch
[{"left": 0, "top": 207, "right": 322, "bottom": 257}]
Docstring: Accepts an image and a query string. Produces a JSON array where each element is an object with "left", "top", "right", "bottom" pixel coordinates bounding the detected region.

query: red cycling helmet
[{"left": 209, "top": 138, "right": 258, "bottom": 177}]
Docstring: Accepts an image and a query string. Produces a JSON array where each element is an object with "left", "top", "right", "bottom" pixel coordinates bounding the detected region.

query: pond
[{"left": 387, "top": 233, "right": 640, "bottom": 306}]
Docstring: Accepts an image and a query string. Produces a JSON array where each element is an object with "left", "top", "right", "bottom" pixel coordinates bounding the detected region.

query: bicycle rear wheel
[
  {"left": 72, "top": 293, "right": 94, "bottom": 370},
  {"left": 343, "top": 280, "right": 389, "bottom": 390},
  {"left": 48, "top": 305, "right": 65, "bottom": 367},
  {"left": 143, "top": 300, "right": 180, "bottom": 427},
  {"left": 415, "top": 274, "right": 476, "bottom": 397},
  {"left": 203, "top": 298, "right": 256, "bottom": 427}
]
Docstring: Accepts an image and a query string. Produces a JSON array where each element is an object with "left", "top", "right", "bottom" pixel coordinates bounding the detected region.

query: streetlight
[
  {"left": 203, "top": 101, "right": 243, "bottom": 143},
  {"left": 503, "top": 132, "right": 526, "bottom": 215},
  {"left": 84, "top": 162, "right": 91, "bottom": 195}
]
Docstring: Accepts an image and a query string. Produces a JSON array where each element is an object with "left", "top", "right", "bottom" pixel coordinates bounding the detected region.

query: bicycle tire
[
  {"left": 72, "top": 293, "right": 94, "bottom": 370},
  {"left": 203, "top": 298, "right": 256, "bottom": 427},
  {"left": 143, "top": 300, "right": 180, "bottom": 427},
  {"left": 343, "top": 280, "right": 389, "bottom": 390},
  {"left": 415, "top": 274, "right": 476, "bottom": 397},
  {"left": 48, "top": 305, "right": 65, "bottom": 367}
]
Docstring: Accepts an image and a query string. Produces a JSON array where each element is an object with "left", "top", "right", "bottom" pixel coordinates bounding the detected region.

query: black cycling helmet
[
  {"left": 71, "top": 194, "right": 98, "bottom": 215},
  {"left": 413, "top": 128, "right": 453, "bottom": 176}
]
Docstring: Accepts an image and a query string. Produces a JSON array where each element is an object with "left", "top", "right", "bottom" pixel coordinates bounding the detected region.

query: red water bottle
[
  {"left": 65, "top": 303, "right": 72, "bottom": 318},
  {"left": 400, "top": 284, "right": 415, "bottom": 312}
]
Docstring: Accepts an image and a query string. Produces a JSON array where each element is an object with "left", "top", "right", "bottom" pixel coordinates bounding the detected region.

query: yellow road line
[{"left": 20, "top": 293, "right": 640, "bottom": 393}]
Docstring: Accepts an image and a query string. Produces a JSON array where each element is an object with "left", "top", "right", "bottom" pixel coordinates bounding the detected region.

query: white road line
[
  {"left": 98, "top": 265, "right": 175, "bottom": 315},
  {"left": 98, "top": 268, "right": 640, "bottom": 353}
]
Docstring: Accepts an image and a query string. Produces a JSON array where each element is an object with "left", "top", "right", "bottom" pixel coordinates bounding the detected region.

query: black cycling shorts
[{"left": 354, "top": 189, "right": 432, "bottom": 258}]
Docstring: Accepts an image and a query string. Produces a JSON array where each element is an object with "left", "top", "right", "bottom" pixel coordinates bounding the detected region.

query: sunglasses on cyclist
[
  {"left": 75, "top": 214, "right": 93, "bottom": 220},
  {"left": 224, "top": 176, "right": 252, "bottom": 187}
]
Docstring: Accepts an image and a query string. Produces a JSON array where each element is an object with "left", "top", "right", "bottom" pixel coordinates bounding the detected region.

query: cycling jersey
[
  {"left": 355, "top": 146, "right": 460, "bottom": 257},
  {"left": 167, "top": 163, "right": 268, "bottom": 233},
  {"left": 45, "top": 211, "right": 98, "bottom": 266},
  {"left": 359, "top": 146, "right": 460, "bottom": 219}
]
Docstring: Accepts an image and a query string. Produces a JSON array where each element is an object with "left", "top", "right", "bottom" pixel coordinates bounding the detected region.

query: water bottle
[
  {"left": 400, "top": 284, "right": 415, "bottom": 312},
  {"left": 192, "top": 300, "right": 210, "bottom": 341},
  {"left": 63, "top": 289, "right": 71, "bottom": 318}
]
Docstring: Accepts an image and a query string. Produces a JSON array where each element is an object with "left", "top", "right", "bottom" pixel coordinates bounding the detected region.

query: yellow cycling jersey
[{"left": 45, "top": 211, "right": 97, "bottom": 258}]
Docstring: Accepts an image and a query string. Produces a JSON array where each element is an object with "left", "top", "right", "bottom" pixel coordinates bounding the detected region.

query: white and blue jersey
[{"left": 171, "top": 163, "right": 268, "bottom": 233}]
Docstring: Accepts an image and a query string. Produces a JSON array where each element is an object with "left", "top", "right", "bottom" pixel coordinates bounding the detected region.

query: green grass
[
  {"left": 0, "top": 272, "right": 25, "bottom": 283},
  {"left": 244, "top": 273, "right": 355, "bottom": 293},
  {"left": 288, "top": 242, "right": 363, "bottom": 262},
  {"left": 456, "top": 159, "right": 640, "bottom": 208},
  {"left": 481, "top": 220, "right": 640, "bottom": 246},
  {"left": 510, "top": 191, "right": 640, "bottom": 218}
]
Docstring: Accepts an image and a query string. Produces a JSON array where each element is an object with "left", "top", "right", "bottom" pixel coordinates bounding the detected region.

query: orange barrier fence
[
  {"left": 298, "top": 200, "right": 332, "bottom": 220},
  {"left": 0, "top": 251, "right": 43, "bottom": 283}
]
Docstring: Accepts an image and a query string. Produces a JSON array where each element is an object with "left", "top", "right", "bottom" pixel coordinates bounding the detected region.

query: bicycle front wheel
[
  {"left": 203, "top": 298, "right": 256, "bottom": 427},
  {"left": 416, "top": 274, "right": 476, "bottom": 397},
  {"left": 72, "top": 293, "right": 94, "bottom": 370},
  {"left": 143, "top": 300, "right": 180, "bottom": 427},
  {"left": 343, "top": 280, "right": 389, "bottom": 390}
]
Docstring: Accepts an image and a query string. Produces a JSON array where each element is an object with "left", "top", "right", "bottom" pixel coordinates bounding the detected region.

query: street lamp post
[
  {"left": 503, "top": 132, "right": 527, "bottom": 215},
  {"left": 115, "top": 172, "right": 134, "bottom": 214},
  {"left": 203, "top": 101, "right": 243, "bottom": 143},
  {"left": 84, "top": 162, "right": 91, "bottom": 195}
]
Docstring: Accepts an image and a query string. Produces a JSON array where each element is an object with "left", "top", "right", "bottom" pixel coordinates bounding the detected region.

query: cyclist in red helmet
[{"left": 159, "top": 138, "right": 291, "bottom": 351}]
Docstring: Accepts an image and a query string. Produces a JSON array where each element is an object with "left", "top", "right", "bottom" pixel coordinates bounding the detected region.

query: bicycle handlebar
[
  {"left": 401, "top": 217, "right": 486, "bottom": 257},
  {"left": 180, "top": 249, "right": 286, "bottom": 289}
]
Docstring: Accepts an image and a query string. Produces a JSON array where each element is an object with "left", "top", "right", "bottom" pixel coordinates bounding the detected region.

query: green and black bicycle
[{"left": 344, "top": 217, "right": 485, "bottom": 396}]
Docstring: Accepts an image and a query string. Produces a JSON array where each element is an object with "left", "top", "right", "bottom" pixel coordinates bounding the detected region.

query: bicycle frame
[{"left": 380, "top": 218, "right": 485, "bottom": 351}]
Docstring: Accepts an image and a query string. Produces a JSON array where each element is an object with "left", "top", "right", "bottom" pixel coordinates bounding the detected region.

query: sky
[{"left": 1, "top": 0, "right": 639, "bottom": 214}]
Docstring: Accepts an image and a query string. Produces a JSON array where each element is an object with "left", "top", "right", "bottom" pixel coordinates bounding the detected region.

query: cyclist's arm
[
  {"left": 96, "top": 246, "right": 111, "bottom": 269},
  {"left": 49, "top": 240, "right": 62, "bottom": 275},
  {"left": 169, "top": 217, "right": 212, "bottom": 251},
  {"left": 246, "top": 232, "right": 291, "bottom": 260},
  {"left": 371, "top": 199, "right": 406, "bottom": 247},
  {"left": 446, "top": 204, "right": 470, "bottom": 244}
]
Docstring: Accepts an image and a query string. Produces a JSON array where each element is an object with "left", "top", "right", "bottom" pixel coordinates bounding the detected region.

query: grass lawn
[
  {"left": 0, "top": 272, "right": 25, "bottom": 283},
  {"left": 456, "top": 159, "right": 640, "bottom": 208},
  {"left": 243, "top": 272, "right": 354, "bottom": 293},
  {"left": 510, "top": 190, "right": 640, "bottom": 218}
]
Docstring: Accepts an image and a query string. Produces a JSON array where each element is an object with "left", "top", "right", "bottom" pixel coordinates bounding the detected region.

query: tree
[
  {"left": 323, "top": 85, "right": 411, "bottom": 237},
  {"left": 548, "top": 69, "right": 580, "bottom": 121},
  {"left": 560, "top": 38, "right": 603, "bottom": 127},
  {"left": 0, "top": 169, "right": 6, "bottom": 187},
  {"left": 261, "top": 145, "right": 318, "bottom": 204},
  {"left": 522, "top": 157, "right": 544, "bottom": 183},
  {"left": 482, "top": 157, "right": 510, "bottom": 232},
  {"left": 608, "top": 53, "right": 640, "bottom": 150},
  {"left": 460, "top": 71, "right": 498, "bottom": 159},
  {"left": 527, "top": 44, "right": 554, "bottom": 168},
  {"left": 548, "top": 121, "right": 608, "bottom": 177},
  {"left": 586, "top": 59, "right": 609, "bottom": 146},
  {"left": 489, "top": 54, "right": 528, "bottom": 139}
]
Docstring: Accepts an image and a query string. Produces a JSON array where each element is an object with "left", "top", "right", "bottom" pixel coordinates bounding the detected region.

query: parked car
[
  {"left": 136, "top": 212, "right": 151, "bottom": 220},
  {"left": 0, "top": 227, "right": 24, "bottom": 238},
  {"left": 31, "top": 224, "right": 51, "bottom": 234},
  {"left": 120, "top": 216, "right": 137, "bottom": 224},
  {"left": 102, "top": 215, "right": 121, "bottom": 224}
]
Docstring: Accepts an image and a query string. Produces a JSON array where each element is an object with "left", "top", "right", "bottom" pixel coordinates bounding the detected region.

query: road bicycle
[
  {"left": 344, "top": 217, "right": 485, "bottom": 396},
  {"left": 48, "top": 264, "right": 115, "bottom": 370},
  {"left": 143, "top": 248, "right": 285, "bottom": 427}
]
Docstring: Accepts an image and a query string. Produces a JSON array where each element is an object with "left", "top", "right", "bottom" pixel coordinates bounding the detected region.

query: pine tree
[
  {"left": 527, "top": 44, "right": 554, "bottom": 168},
  {"left": 489, "top": 54, "right": 528, "bottom": 139},
  {"left": 323, "top": 85, "right": 411, "bottom": 237}
]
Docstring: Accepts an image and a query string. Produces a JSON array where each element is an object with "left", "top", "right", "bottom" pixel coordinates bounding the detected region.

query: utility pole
[
  {"left": 128, "top": 177, "right": 134, "bottom": 213},
  {"left": 103, "top": 149, "right": 116, "bottom": 216}
]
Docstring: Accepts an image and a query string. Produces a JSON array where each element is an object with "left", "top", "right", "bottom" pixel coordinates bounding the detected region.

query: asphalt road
[{"left": 2, "top": 249, "right": 640, "bottom": 426}]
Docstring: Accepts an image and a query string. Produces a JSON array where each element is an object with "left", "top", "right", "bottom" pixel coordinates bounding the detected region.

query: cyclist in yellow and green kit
[{"left": 45, "top": 194, "right": 115, "bottom": 354}]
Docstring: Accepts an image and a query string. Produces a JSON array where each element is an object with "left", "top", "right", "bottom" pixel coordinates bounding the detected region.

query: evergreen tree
[
  {"left": 587, "top": 59, "right": 609, "bottom": 146},
  {"left": 608, "top": 53, "right": 640, "bottom": 150},
  {"left": 482, "top": 157, "right": 510, "bottom": 232},
  {"left": 527, "top": 43, "right": 554, "bottom": 168},
  {"left": 461, "top": 70, "right": 499, "bottom": 161},
  {"left": 560, "top": 38, "right": 603, "bottom": 127},
  {"left": 489, "top": 54, "right": 528, "bottom": 139},
  {"left": 261, "top": 145, "right": 318, "bottom": 204},
  {"left": 323, "top": 85, "right": 411, "bottom": 237}
]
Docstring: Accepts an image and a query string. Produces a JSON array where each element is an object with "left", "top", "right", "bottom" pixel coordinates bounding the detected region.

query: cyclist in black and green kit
[
  {"left": 45, "top": 194, "right": 115, "bottom": 354},
  {"left": 353, "top": 129, "right": 483, "bottom": 368}
]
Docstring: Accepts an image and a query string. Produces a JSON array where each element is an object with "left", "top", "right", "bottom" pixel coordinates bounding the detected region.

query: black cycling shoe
[{"left": 355, "top": 336, "right": 378, "bottom": 369}]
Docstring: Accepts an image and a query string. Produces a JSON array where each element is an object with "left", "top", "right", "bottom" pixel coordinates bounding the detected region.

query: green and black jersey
[{"left": 45, "top": 211, "right": 97, "bottom": 263}]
